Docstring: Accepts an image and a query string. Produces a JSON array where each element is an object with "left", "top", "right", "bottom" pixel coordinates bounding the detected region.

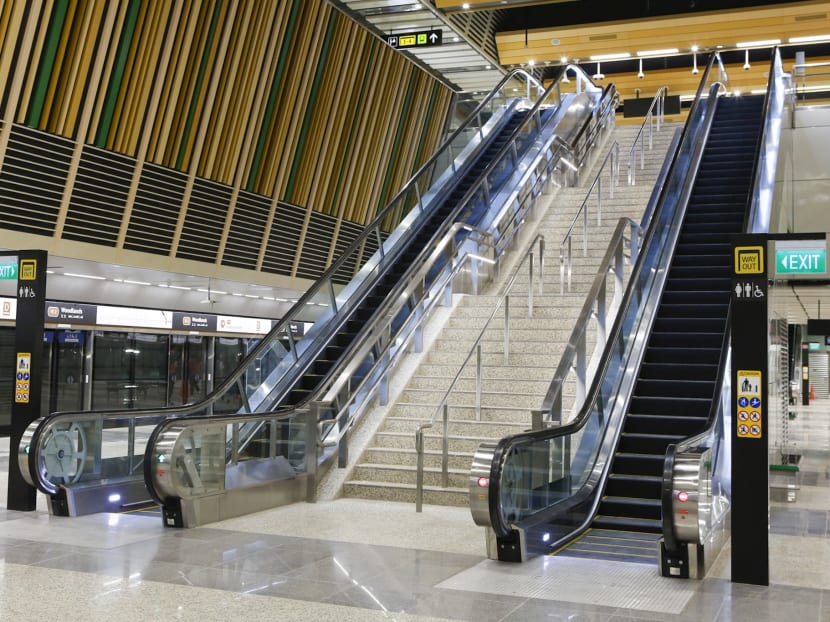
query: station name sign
[{"left": 386, "top": 29, "right": 442, "bottom": 49}]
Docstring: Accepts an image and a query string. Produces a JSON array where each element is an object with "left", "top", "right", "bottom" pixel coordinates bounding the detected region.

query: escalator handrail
[
  {"left": 661, "top": 47, "right": 783, "bottom": 553},
  {"left": 485, "top": 56, "right": 727, "bottom": 539}
]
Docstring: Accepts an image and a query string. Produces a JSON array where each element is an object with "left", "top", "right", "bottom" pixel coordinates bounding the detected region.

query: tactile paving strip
[{"left": 437, "top": 554, "right": 699, "bottom": 614}]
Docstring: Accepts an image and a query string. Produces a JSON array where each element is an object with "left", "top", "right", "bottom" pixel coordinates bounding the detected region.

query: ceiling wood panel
[{"left": 497, "top": 1, "right": 830, "bottom": 66}]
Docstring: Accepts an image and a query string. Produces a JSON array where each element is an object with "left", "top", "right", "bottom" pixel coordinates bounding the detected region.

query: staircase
[
  {"left": 279, "top": 111, "right": 528, "bottom": 409},
  {"left": 340, "top": 120, "right": 681, "bottom": 507},
  {"left": 555, "top": 95, "right": 764, "bottom": 560}
]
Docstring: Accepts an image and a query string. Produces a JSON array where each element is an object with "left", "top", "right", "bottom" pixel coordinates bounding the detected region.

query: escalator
[
  {"left": 471, "top": 51, "right": 785, "bottom": 575},
  {"left": 20, "top": 67, "right": 613, "bottom": 523},
  {"left": 555, "top": 95, "right": 764, "bottom": 563}
]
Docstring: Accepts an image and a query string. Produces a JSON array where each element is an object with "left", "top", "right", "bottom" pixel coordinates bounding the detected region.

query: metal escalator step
[
  {"left": 610, "top": 452, "right": 664, "bottom": 477},
  {"left": 624, "top": 413, "right": 708, "bottom": 436},
  {"left": 591, "top": 515, "right": 662, "bottom": 534},
  {"left": 642, "top": 346, "right": 720, "bottom": 364},
  {"left": 628, "top": 395, "right": 711, "bottom": 417},
  {"left": 599, "top": 496, "right": 662, "bottom": 520},
  {"left": 633, "top": 378, "right": 715, "bottom": 399},
  {"left": 652, "top": 316, "right": 726, "bottom": 332},
  {"left": 638, "top": 362, "right": 717, "bottom": 381},
  {"left": 648, "top": 331, "right": 723, "bottom": 347}
]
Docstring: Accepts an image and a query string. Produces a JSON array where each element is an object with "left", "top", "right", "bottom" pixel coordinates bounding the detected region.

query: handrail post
[
  {"left": 504, "top": 295, "right": 510, "bottom": 365},
  {"left": 441, "top": 404, "right": 449, "bottom": 487},
  {"left": 583, "top": 197, "right": 588, "bottom": 256},
  {"left": 538, "top": 237, "right": 545, "bottom": 295},
  {"left": 596, "top": 276, "right": 607, "bottom": 352},
  {"left": 415, "top": 430, "right": 425, "bottom": 512},
  {"left": 528, "top": 253, "right": 534, "bottom": 318},
  {"left": 614, "top": 239, "right": 625, "bottom": 310},
  {"left": 567, "top": 237, "right": 573, "bottom": 293},
  {"left": 576, "top": 331, "right": 587, "bottom": 408},
  {"left": 476, "top": 344, "right": 483, "bottom": 420}
]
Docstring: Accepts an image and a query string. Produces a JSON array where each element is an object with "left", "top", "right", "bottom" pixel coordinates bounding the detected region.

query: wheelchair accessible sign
[{"left": 736, "top": 370, "right": 762, "bottom": 439}]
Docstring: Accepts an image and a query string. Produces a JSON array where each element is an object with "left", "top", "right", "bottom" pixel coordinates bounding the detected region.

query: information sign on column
[
  {"left": 736, "top": 370, "right": 762, "bottom": 439},
  {"left": 6, "top": 250, "right": 48, "bottom": 512},
  {"left": 14, "top": 353, "right": 31, "bottom": 404},
  {"left": 730, "top": 234, "right": 768, "bottom": 586}
]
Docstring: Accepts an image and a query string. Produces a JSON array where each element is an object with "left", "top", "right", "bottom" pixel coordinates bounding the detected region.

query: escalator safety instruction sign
[
  {"left": 736, "top": 370, "right": 762, "bottom": 439},
  {"left": 15, "top": 352, "right": 31, "bottom": 404}
]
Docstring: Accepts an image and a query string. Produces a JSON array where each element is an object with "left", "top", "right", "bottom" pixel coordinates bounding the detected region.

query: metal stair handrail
[
  {"left": 560, "top": 140, "right": 620, "bottom": 294},
  {"left": 628, "top": 86, "right": 668, "bottom": 185},
  {"left": 414, "top": 234, "right": 545, "bottom": 511}
]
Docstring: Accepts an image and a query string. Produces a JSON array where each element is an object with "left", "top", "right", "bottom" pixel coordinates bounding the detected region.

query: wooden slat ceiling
[
  {"left": 496, "top": 1, "right": 830, "bottom": 67},
  {"left": 485, "top": 1, "right": 830, "bottom": 102}
]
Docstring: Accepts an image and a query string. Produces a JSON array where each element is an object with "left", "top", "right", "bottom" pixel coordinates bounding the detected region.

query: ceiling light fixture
[
  {"left": 692, "top": 52, "right": 699, "bottom": 75},
  {"left": 589, "top": 52, "right": 630, "bottom": 61},
  {"left": 737, "top": 39, "right": 781, "bottom": 48},
  {"left": 593, "top": 62, "right": 604, "bottom": 81},
  {"left": 789, "top": 34, "right": 830, "bottom": 43},
  {"left": 636, "top": 48, "right": 678, "bottom": 57},
  {"left": 63, "top": 272, "right": 106, "bottom": 280},
  {"left": 743, "top": 49, "right": 751, "bottom": 70},
  {"left": 637, "top": 58, "right": 644, "bottom": 79}
]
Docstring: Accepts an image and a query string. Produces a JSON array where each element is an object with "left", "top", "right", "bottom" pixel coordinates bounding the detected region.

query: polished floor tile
[{"left": 2, "top": 399, "right": 830, "bottom": 621}]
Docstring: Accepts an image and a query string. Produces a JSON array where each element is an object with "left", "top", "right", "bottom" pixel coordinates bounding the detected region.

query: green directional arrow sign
[
  {"left": 775, "top": 248, "right": 826, "bottom": 275},
  {"left": 0, "top": 262, "right": 17, "bottom": 280}
]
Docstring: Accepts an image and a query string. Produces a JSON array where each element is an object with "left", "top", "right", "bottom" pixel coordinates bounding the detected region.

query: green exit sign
[
  {"left": 0, "top": 262, "right": 17, "bottom": 280},
  {"left": 775, "top": 248, "right": 826, "bottom": 275}
]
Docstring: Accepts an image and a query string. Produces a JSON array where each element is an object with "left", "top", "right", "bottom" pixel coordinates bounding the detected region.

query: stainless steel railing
[
  {"left": 628, "top": 86, "right": 668, "bottom": 185},
  {"left": 414, "top": 235, "right": 545, "bottom": 511},
  {"left": 560, "top": 140, "right": 620, "bottom": 294},
  {"left": 541, "top": 218, "right": 640, "bottom": 426}
]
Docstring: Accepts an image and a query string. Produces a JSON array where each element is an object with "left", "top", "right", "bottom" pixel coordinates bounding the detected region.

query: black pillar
[
  {"left": 730, "top": 235, "right": 769, "bottom": 586},
  {"left": 7, "top": 250, "right": 48, "bottom": 511}
]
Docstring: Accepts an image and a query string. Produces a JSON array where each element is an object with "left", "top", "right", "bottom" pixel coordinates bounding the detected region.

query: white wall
[{"left": 774, "top": 105, "right": 830, "bottom": 234}]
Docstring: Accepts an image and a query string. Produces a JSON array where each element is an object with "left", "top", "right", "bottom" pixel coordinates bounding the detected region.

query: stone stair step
[
  {"left": 351, "top": 463, "right": 469, "bottom": 489},
  {"left": 389, "top": 403, "right": 536, "bottom": 424},
  {"left": 342, "top": 480, "right": 468, "bottom": 507},
  {"left": 362, "top": 447, "right": 474, "bottom": 470},
  {"left": 373, "top": 431, "right": 492, "bottom": 453},
  {"left": 398, "top": 388, "right": 543, "bottom": 409},
  {"left": 406, "top": 376, "right": 552, "bottom": 395},
  {"left": 381, "top": 415, "right": 527, "bottom": 437}
]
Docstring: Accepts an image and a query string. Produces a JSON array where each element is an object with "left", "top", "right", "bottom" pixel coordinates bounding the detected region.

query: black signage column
[
  {"left": 7, "top": 250, "right": 48, "bottom": 511},
  {"left": 801, "top": 342, "right": 810, "bottom": 406},
  {"left": 730, "top": 235, "right": 768, "bottom": 586}
]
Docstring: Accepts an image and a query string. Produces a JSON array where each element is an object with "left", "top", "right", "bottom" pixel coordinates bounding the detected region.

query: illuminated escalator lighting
[{"left": 677, "top": 491, "right": 689, "bottom": 502}]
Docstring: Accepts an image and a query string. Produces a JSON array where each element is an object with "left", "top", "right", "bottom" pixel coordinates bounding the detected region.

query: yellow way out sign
[{"left": 734, "top": 246, "right": 764, "bottom": 274}]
